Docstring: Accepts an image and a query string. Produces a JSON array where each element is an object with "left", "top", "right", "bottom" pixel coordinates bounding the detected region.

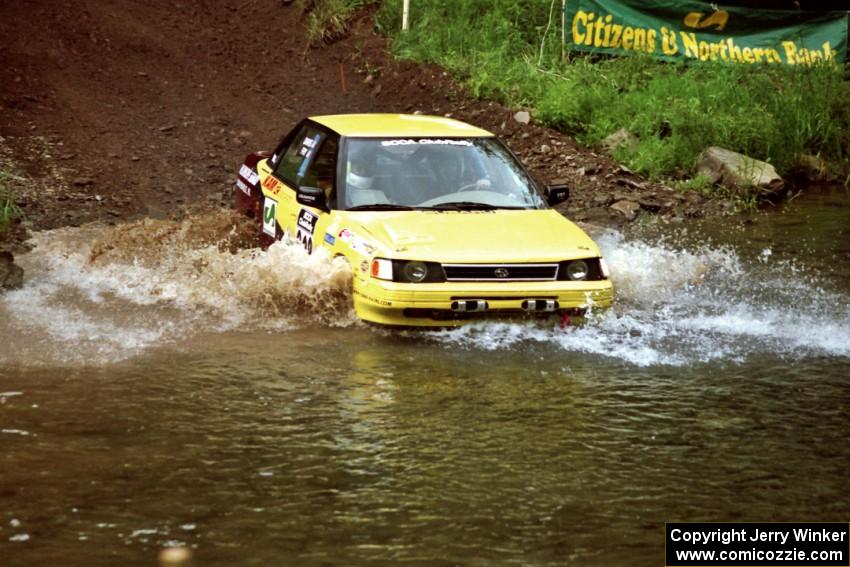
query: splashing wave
[{"left": 0, "top": 210, "right": 355, "bottom": 365}]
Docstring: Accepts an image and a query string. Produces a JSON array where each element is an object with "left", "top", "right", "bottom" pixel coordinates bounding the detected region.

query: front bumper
[{"left": 352, "top": 277, "right": 614, "bottom": 327}]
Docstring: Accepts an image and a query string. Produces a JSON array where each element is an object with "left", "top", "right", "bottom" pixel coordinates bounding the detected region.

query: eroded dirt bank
[{"left": 0, "top": 0, "right": 728, "bottom": 252}]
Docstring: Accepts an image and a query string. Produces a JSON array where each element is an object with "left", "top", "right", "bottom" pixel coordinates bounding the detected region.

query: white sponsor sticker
[
  {"left": 262, "top": 197, "right": 278, "bottom": 237},
  {"left": 235, "top": 178, "right": 250, "bottom": 196},
  {"left": 380, "top": 139, "right": 473, "bottom": 147},
  {"left": 239, "top": 164, "right": 260, "bottom": 186},
  {"left": 337, "top": 228, "right": 374, "bottom": 254},
  {"left": 296, "top": 209, "right": 318, "bottom": 254}
]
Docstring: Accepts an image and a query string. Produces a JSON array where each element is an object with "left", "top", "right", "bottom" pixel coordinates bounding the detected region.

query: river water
[{"left": 1, "top": 190, "right": 849, "bottom": 566}]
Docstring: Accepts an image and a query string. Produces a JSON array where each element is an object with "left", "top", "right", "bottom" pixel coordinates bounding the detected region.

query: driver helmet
[{"left": 346, "top": 147, "right": 376, "bottom": 190}]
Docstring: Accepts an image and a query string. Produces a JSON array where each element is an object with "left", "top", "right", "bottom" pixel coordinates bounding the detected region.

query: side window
[
  {"left": 274, "top": 125, "right": 325, "bottom": 186},
  {"left": 301, "top": 136, "right": 339, "bottom": 207}
]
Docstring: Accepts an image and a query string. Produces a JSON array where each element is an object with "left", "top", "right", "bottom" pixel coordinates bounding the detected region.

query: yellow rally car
[{"left": 233, "top": 114, "right": 613, "bottom": 327}]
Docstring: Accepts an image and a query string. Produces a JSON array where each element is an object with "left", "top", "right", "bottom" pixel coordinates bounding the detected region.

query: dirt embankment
[{"left": 0, "top": 0, "right": 727, "bottom": 253}]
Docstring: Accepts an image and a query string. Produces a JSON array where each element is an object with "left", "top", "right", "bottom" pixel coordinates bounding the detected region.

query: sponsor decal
[
  {"left": 239, "top": 164, "right": 259, "bottom": 186},
  {"left": 359, "top": 260, "right": 369, "bottom": 272},
  {"left": 296, "top": 208, "right": 318, "bottom": 254},
  {"left": 262, "top": 175, "right": 281, "bottom": 194},
  {"left": 337, "top": 228, "right": 374, "bottom": 255},
  {"left": 324, "top": 233, "right": 336, "bottom": 246},
  {"left": 380, "top": 139, "right": 473, "bottom": 147},
  {"left": 235, "top": 178, "right": 251, "bottom": 196},
  {"left": 262, "top": 197, "right": 278, "bottom": 237},
  {"left": 296, "top": 150, "right": 313, "bottom": 178}
]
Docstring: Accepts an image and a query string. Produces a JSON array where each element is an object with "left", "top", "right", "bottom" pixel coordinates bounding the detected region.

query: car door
[
  {"left": 256, "top": 122, "right": 339, "bottom": 253},
  {"left": 295, "top": 134, "right": 339, "bottom": 254}
]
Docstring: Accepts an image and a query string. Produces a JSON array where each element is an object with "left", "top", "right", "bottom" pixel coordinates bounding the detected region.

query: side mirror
[
  {"left": 545, "top": 183, "right": 570, "bottom": 206},
  {"left": 296, "top": 186, "right": 328, "bottom": 211}
]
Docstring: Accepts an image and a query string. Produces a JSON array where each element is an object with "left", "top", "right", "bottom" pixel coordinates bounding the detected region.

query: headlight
[
  {"left": 371, "top": 259, "right": 446, "bottom": 282},
  {"left": 566, "top": 260, "right": 588, "bottom": 281},
  {"left": 403, "top": 261, "right": 428, "bottom": 282}
]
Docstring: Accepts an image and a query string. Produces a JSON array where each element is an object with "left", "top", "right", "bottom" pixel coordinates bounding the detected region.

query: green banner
[{"left": 564, "top": 0, "right": 848, "bottom": 65}]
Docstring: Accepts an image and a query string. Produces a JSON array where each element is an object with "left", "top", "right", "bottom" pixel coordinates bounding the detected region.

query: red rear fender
[{"left": 233, "top": 150, "right": 272, "bottom": 217}]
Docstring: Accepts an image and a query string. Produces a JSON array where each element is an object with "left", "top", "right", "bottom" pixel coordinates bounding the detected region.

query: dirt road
[{"left": 0, "top": 0, "right": 723, "bottom": 238}]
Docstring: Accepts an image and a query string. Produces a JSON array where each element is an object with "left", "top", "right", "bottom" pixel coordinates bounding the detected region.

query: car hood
[{"left": 338, "top": 209, "right": 601, "bottom": 263}]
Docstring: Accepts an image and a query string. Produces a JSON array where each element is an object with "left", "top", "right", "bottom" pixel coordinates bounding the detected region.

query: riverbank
[
  {"left": 375, "top": 0, "right": 850, "bottom": 186},
  {"left": 3, "top": 0, "right": 837, "bottom": 266}
]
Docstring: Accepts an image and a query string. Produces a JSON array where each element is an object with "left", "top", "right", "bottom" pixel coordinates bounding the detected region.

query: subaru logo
[{"left": 494, "top": 268, "right": 510, "bottom": 278}]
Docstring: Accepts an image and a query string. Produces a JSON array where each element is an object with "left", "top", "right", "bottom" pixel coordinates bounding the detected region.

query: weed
[
  {"left": 673, "top": 174, "right": 714, "bottom": 196},
  {"left": 0, "top": 170, "right": 24, "bottom": 234},
  {"left": 0, "top": 190, "right": 24, "bottom": 234},
  {"left": 296, "top": 0, "right": 364, "bottom": 44}
]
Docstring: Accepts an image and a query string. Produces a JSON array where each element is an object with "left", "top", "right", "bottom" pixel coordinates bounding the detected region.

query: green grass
[
  {"left": 296, "top": 0, "right": 365, "bottom": 44},
  {"left": 376, "top": 0, "right": 850, "bottom": 186},
  {"left": 0, "top": 171, "right": 24, "bottom": 234}
]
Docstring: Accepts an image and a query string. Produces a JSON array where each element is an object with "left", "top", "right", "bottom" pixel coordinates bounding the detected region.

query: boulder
[
  {"left": 603, "top": 128, "right": 637, "bottom": 153},
  {"left": 0, "top": 251, "right": 24, "bottom": 291},
  {"left": 609, "top": 199, "right": 640, "bottom": 221},
  {"left": 696, "top": 147, "right": 784, "bottom": 196}
]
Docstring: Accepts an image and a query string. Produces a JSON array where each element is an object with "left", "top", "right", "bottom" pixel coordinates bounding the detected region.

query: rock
[
  {"left": 618, "top": 178, "right": 646, "bottom": 191},
  {"left": 0, "top": 251, "right": 24, "bottom": 291},
  {"left": 696, "top": 146, "right": 784, "bottom": 196},
  {"left": 593, "top": 192, "right": 612, "bottom": 205},
  {"left": 540, "top": 144, "right": 551, "bottom": 153},
  {"left": 159, "top": 124, "right": 176, "bottom": 132},
  {"left": 609, "top": 199, "right": 640, "bottom": 221},
  {"left": 513, "top": 111, "right": 531, "bottom": 125},
  {"left": 72, "top": 177, "right": 93, "bottom": 186},
  {"left": 603, "top": 128, "right": 637, "bottom": 153}
]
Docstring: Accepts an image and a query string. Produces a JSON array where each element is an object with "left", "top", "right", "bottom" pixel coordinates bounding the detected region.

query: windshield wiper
[
  {"left": 429, "top": 201, "right": 524, "bottom": 211},
  {"left": 346, "top": 204, "right": 420, "bottom": 211}
]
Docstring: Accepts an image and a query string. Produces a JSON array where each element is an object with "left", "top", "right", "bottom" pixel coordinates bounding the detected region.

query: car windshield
[{"left": 339, "top": 138, "right": 545, "bottom": 210}]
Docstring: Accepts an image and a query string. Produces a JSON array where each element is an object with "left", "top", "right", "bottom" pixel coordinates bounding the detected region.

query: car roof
[{"left": 310, "top": 113, "right": 495, "bottom": 138}]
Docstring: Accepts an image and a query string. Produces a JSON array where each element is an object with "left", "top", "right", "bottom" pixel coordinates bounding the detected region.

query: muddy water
[{"left": 1, "top": 193, "right": 849, "bottom": 566}]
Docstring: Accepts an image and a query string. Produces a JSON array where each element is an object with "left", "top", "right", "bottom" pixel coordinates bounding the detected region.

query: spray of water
[
  {"left": 430, "top": 228, "right": 850, "bottom": 366},
  {"left": 0, "top": 210, "right": 355, "bottom": 365},
  {"left": 1, "top": 213, "right": 848, "bottom": 367}
]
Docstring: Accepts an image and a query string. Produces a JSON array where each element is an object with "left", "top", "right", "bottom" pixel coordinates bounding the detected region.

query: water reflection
[{"left": 2, "top": 331, "right": 849, "bottom": 565}]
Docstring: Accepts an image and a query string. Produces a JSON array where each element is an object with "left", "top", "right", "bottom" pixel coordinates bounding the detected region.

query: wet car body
[{"left": 234, "top": 114, "right": 613, "bottom": 326}]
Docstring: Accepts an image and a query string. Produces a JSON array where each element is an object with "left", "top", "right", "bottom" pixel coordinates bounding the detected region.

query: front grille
[{"left": 442, "top": 263, "right": 559, "bottom": 282}]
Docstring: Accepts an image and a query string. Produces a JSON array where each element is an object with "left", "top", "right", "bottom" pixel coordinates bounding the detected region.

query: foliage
[
  {"left": 376, "top": 0, "right": 850, "bottom": 185},
  {"left": 296, "top": 0, "right": 365, "bottom": 44},
  {"left": 0, "top": 190, "right": 23, "bottom": 235}
]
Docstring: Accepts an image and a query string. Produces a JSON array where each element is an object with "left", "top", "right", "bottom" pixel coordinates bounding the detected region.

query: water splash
[
  {"left": 429, "top": 228, "right": 850, "bottom": 366},
  {"left": 2, "top": 213, "right": 848, "bottom": 367},
  {"left": 0, "top": 210, "right": 355, "bottom": 365}
]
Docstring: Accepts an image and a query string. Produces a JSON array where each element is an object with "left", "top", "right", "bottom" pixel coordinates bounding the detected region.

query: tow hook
[
  {"left": 560, "top": 311, "right": 572, "bottom": 329},
  {"left": 522, "top": 299, "right": 558, "bottom": 312},
  {"left": 451, "top": 300, "right": 489, "bottom": 312}
]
